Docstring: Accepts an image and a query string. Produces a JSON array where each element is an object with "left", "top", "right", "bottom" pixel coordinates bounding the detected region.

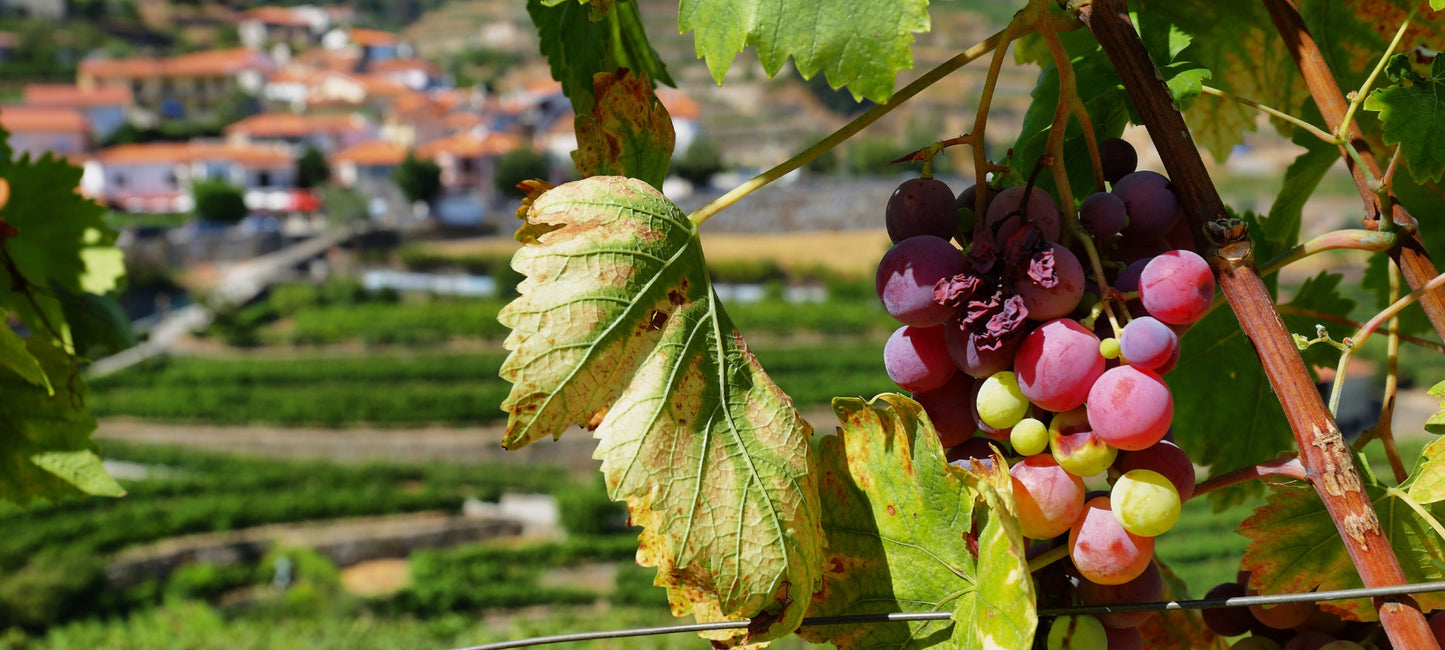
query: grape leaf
[
  {"left": 1139, "top": 560, "right": 1228, "bottom": 650},
  {"left": 0, "top": 323, "right": 50, "bottom": 393},
  {"left": 0, "top": 146, "right": 123, "bottom": 348},
  {"left": 528, "top": 0, "right": 672, "bottom": 118},
  {"left": 1364, "top": 56, "right": 1445, "bottom": 184},
  {"left": 498, "top": 176, "right": 822, "bottom": 645},
  {"left": 1238, "top": 479, "right": 1445, "bottom": 620},
  {"left": 0, "top": 340, "right": 124, "bottom": 505},
  {"left": 677, "top": 0, "right": 929, "bottom": 103},
  {"left": 1428, "top": 380, "right": 1445, "bottom": 435},
  {"left": 1281, "top": 272, "right": 1355, "bottom": 369},
  {"left": 798, "top": 394, "right": 1035, "bottom": 650},
  {"left": 1406, "top": 437, "right": 1445, "bottom": 504},
  {"left": 572, "top": 69, "right": 675, "bottom": 189}
]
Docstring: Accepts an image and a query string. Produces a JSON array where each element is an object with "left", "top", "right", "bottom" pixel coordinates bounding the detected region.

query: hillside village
[{"left": 0, "top": 4, "right": 702, "bottom": 230}]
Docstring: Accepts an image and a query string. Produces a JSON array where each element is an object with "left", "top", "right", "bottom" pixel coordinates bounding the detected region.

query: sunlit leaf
[
  {"left": 572, "top": 69, "right": 675, "bottom": 188},
  {"left": 1406, "top": 437, "right": 1445, "bottom": 504},
  {"left": 678, "top": 0, "right": 929, "bottom": 103},
  {"left": 799, "top": 395, "right": 1034, "bottom": 650},
  {"left": 1238, "top": 480, "right": 1445, "bottom": 620},
  {"left": 498, "top": 176, "right": 822, "bottom": 645},
  {"left": 1365, "top": 56, "right": 1445, "bottom": 184}
]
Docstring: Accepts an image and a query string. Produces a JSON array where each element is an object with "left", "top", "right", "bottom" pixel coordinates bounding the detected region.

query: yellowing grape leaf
[
  {"left": 677, "top": 0, "right": 929, "bottom": 103},
  {"left": 798, "top": 394, "right": 1035, "bottom": 650},
  {"left": 1238, "top": 481, "right": 1445, "bottom": 620},
  {"left": 1427, "top": 380, "right": 1445, "bottom": 434},
  {"left": 1406, "top": 437, "right": 1445, "bottom": 505},
  {"left": 498, "top": 176, "right": 822, "bottom": 645},
  {"left": 572, "top": 70, "right": 675, "bottom": 189},
  {"left": 1365, "top": 56, "right": 1445, "bottom": 184}
]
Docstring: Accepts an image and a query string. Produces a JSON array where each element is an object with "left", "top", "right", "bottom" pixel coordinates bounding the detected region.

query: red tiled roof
[
  {"left": 23, "top": 84, "right": 133, "bottom": 107},
  {"left": 225, "top": 112, "right": 368, "bottom": 138},
  {"left": 331, "top": 139, "right": 405, "bottom": 166},
  {"left": 80, "top": 48, "right": 269, "bottom": 79},
  {"left": 0, "top": 106, "right": 89, "bottom": 133},
  {"left": 656, "top": 87, "right": 701, "bottom": 120},
  {"left": 97, "top": 141, "right": 293, "bottom": 167},
  {"left": 369, "top": 58, "right": 439, "bottom": 76},
  {"left": 415, "top": 131, "right": 522, "bottom": 159},
  {"left": 238, "top": 6, "right": 311, "bottom": 27},
  {"left": 349, "top": 28, "right": 397, "bottom": 47}
]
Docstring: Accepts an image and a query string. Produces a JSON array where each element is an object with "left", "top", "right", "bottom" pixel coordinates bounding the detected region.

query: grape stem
[
  {"left": 1352, "top": 271, "right": 1445, "bottom": 350},
  {"left": 1201, "top": 228, "right": 1398, "bottom": 318},
  {"left": 1275, "top": 305, "right": 1443, "bottom": 353},
  {"left": 970, "top": 12, "right": 1035, "bottom": 221},
  {"left": 1199, "top": 85, "right": 1335, "bottom": 144},
  {"left": 1191, "top": 456, "right": 1306, "bottom": 499},
  {"left": 685, "top": 28, "right": 1010, "bottom": 226},
  {"left": 1262, "top": 0, "right": 1445, "bottom": 346},
  {"left": 1353, "top": 258, "right": 1408, "bottom": 483},
  {"left": 1335, "top": 2, "right": 1419, "bottom": 143},
  {"left": 1027, "top": 543, "right": 1071, "bottom": 574}
]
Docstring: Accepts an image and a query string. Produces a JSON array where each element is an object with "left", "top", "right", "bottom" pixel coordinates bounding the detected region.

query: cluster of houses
[{"left": 0, "top": 4, "right": 701, "bottom": 227}]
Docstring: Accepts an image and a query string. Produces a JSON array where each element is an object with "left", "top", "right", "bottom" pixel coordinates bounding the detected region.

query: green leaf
[
  {"left": 1364, "top": 56, "right": 1445, "bottom": 184},
  {"left": 528, "top": 0, "right": 611, "bottom": 116},
  {"left": 1281, "top": 272, "right": 1355, "bottom": 369},
  {"left": 1239, "top": 479, "right": 1445, "bottom": 620},
  {"left": 1270, "top": 129, "right": 1339, "bottom": 236},
  {"left": 1428, "top": 380, "right": 1445, "bottom": 434},
  {"left": 1406, "top": 437, "right": 1445, "bottom": 504},
  {"left": 798, "top": 395, "right": 1034, "bottom": 650},
  {"left": 678, "top": 0, "right": 929, "bottom": 103},
  {"left": 0, "top": 323, "right": 50, "bottom": 393},
  {"left": 0, "top": 340, "right": 123, "bottom": 505},
  {"left": 0, "top": 146, "right": 123, "bottom": 348},
  {"left": 572, "top": 69, "right": 675, "bottom": 188},
  {"left": 499, "top": 177, "right": 822, "bottom": 645}
]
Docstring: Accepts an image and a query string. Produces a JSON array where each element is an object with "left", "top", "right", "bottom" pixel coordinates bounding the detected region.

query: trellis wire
[{"left": 460, "top": 581, "right": 1445, "bottom": 650}]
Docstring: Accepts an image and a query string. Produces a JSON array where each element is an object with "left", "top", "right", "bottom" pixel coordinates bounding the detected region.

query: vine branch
[
  {"left": 1075, "top": 1, "right": 1437, "bottom": 645},
  {"left": 1192, "top": 456, "right": 1307, "bottom": 499}
]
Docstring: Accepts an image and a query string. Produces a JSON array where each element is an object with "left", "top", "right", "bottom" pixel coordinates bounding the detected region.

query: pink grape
[
  {"left": 1113, "top": 171, "right": 1179, "bottom": 238},
  {"left": 1015, "top": 243, "right": 1086, "bottom": 321},
  {"left": 1010, "top": 454, "right": 1086, "bottom": 540},
  {"left": 887, "top": 177, "right": 957, "bottom": 243},
  {"left": 982, "top": 186, "right": 1062, "bottom": 242},
  {"left": 1140, "top": 249, "right": 1214, "bottom": 325},
  {"left": 913, "top": 372, "right": 978, "bottom": 447},
  {"left": 1201, "top": 582, "right": 1252, "bottom": 636},
  {"left": 884, "top": 325, "right": 955, "bottom": 393},
  {"left": 1099, "top": 137, "right": 1137, "bottom": 184},
  {"left": 1069, "top": 496, "right": 1155, "bottom": 585},
  {"left": 1077, "top": 560, "right": 1162, "bottom": 629},
  {"left": 1014, "top": 318, "right": 1105, "bottom": 412},
  {"left": 944, "top": 317, "right": 1022, "bottom": 378},
  {"left": 1087, "top": 366, "right": 1173, "bottom": 451},
  {"left": 1116, "top": 440, "right": 1196, "bottom": 501},
  {"left": 876, "top": 235, "right": 965, "bottom": 326},
  {"left": 1079, "top": 191, "right": 1128, "bottom": 239},
  {"left": 1118, "top": 316, "right": 1179, "bottom": 371}
]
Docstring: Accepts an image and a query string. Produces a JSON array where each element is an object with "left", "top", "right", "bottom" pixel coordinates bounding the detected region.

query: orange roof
[
  {"left": 369, "top": 58, "right": 439, "bottom": 76},
  {"left": 24, "top": 84, "right": 133, "bottom": 107},
  {"left": 0, "top": 106, "right": 89, "bottom": 133},
  {"left": 415, "top": 131, "right": 522, "bottom": 159},
  {"left": 225, "top": 112, "right": 368, "bottom": 138},
  {"left": 292, "top": 48, "right": 361, "bottom": 71},
  {"left": 349, "top": 28, "right": 397, "bottom": 47},
  {"left": 238, "top": 6, "right": 311, "bottom": 27},
  {"left": 331, "top": 139, "right": 405, "bottom": 166},
  {"left": 442, "top": 112, "right": 483, "bottom": 130},
  {"left": 268, "top": 67, "right": 319, "bottom": 84},
  {"left": 97, "top": 141, "right": 293, "bottom": 167},
  {"left": 656, "top": 87, "right": 701, "bottom": 120},
  {"left": 524, "top": 79, "right": 563, "bottom": 95},
  {"left": 358, "top": 74, "right": 409, "bottom": 97},
  {"left": 81, "top": 48, "right": 268, "bottom": 79}
]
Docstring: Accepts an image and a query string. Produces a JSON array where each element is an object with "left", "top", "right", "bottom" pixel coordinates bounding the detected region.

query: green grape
[
  {"left": 1011, "top": 417, "right": 1048, "bottom": 456},
  {"left": 1099, "top": 337, "right": 1121, "bottom": 360},
  {"left": 1047, "top": 615, "right": 1108, "bottom": 650},
  {"left": 1049, "top": 407, "right": 1117, "bottom": 478},
  {"left": 1111, "top": 469, "right": 1181, "bottom": 537},
  {"left": 977, "top": 370, "right": 1030, "bottom": 429}
]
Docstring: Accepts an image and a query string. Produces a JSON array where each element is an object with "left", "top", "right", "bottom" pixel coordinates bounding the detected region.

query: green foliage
[
  {"left": 321, "top": 186, "right": 369, "bottom": 225},
  {"left": 192, "top": 180, "right": 248, "bottom": 224},
  {"left": 493, "top": 148, "right": 551, "bottom": 199},
  {"left": 393, "top": 153, "right": 442, "bottom": 205},
  {"left": 295, "top": 146, "right": 331, "bottom": 189},
  {"left": 1365, "top": 55, "right": 1445, "bottom": 184},
  {"left": 526, "top": 0, "right": 672, "bottom": 117},
  {"left": 164, "top": 563, "right": 256, "bottom": 602},
  {"left": 553, "top": 474, "right": 628, "bottom": 536},
  {"left": 671, "top": 138, "right": 724, "bottom": 187},
  {"left": 398, "top": 537, "right": 636, "bottom": 615}
]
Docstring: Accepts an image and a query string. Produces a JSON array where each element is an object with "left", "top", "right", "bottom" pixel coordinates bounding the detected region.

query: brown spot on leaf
[
  {"left": 668, "top": 287, "right": 688, "bottom": 306},
  {"left": 886, "top": 504, "right": 897, "bottom": 516},
  {"left": 585, "top": 406, "right": 609, "bottom": 431},
  {"left": 644, "top": 309, "right": 668, "bottom": 331}
]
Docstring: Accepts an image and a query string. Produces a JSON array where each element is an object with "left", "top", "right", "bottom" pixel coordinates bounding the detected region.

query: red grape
[
  {"left": 983, "top": 186, "right": 1062, "bottom": 242},
  {"left": 1015, "top": 319, "right": 1105, "bottom": 412},
  {"left": 883, "top": 325, "right": 955, "bottom": 393},
  {"left": 1011, "top": 454, "right": 1087, "bottom": 540},
  {"left": 1140, "top": 249, "right": 1214, "bottom": 325},
  {"left": 944, "top": 316, "right": 1022, "bottom": 378},
  {"left": 1201, "top": 582, "right": 1253, "bottom": 636},
  {"left": 1113, "top": 171, "right": 1179, "bottom": 239},
  {"left": 1077, "top": 560, "right": 1162, "bottom": 628},
  {"left": 887, "top": 177, "right": 957, "bottom": 243},
  {"left": 875, "top": 235, "right": 965, "bottom": 326},
  {"left": 1015, "top": 242, "right": 1086, "bottom": 321},
  {"left": 1117, "top": 316, "right": 1179, "bottom": 371},
  {"left": 1079, "top": 191, "right": 1128, "bottom": 239},
  {"left": 1087, "top": 366, "right": 1173, "bottom": 451},
  {"left": 1069, "top": 496, "right": 1155, "bottom": 585},
  {"left": 913, "top": 372, "right": 978, "bottom": 447}
]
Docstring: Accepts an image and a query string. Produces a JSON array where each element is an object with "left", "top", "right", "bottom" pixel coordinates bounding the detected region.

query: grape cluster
[
  {"left": 1197, "top": 573, "right": 1445, "bottom": 648},
  {"left": 875, "top": 139, "right": 1217, "bottom": 646}
]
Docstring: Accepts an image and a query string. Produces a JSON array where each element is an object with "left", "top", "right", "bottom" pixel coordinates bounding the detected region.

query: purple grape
[
  {"left": 944, "top": 315, "right": 1023, "bottom": 378},
  {"left": 1080, "top": 191, "right": 1128, "bottom": 239},
  {"left": 1113, "top": 258, "right": 1151, "bottom": 318},
  {"left": 982, "top": 186, "right": 1062, "bottom": 243},
  {"left": 1103, "top": 626, "right": 1144, "bottom": 650},
  {"left": 1118, "top": 316, "right": 1178, "bottom": 371},
  {"left": 887, "top": 177, "right": 957, "bottom": 243},
  {"left": 884, "top": 325, "right": 956, "bottom": 393},
  {"left": 1077, "top": 560, "right": 1163, "bottom": 629},
  {"left": 1113, "top": 171, "right": 1180, "bottom": 239},
  {"left": 875, "top": 235, "right": 965, "bottom": 327},
  {"left": 1116, "top": 440, "right": 1196, "bottom": 501},
  {"left": 1014, "top": 242, "right": 1086, "bottom": 321},
  {"left": 1200, "top": 582, "right": 1253, "bottom": 636},
  {"left": 955, "top": 184, "right": 988, "bottom": 246},
  {"left": 913, "top": 372, "right": 978, "bottom": 448},
  {"left": 1100, "top": 137, "right": 1137, "bottom": 185}
]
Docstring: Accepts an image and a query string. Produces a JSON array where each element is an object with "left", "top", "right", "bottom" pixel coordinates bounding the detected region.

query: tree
[
  {"left": 393, "top": 152, "right": 442, "bottom": 206},
  {"left": 495, "top": 1, "right": 1445, "bottom": 649},
  {"left": 493, "top": 148, "right": 550, "bottom": 199},
  {"left": 191, "top": 180, "right": 247, "bottom": 224},
  {"left": 295, "top": 146, "right": 330, "bottom": 189},
  {"left": 670, "top": 138, "right": 724, "bottom": 187}
]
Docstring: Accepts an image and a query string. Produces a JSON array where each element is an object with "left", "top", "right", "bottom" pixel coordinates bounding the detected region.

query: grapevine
[{"left": 498, "top": 0, "right": 1445, "bottom": 648}]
